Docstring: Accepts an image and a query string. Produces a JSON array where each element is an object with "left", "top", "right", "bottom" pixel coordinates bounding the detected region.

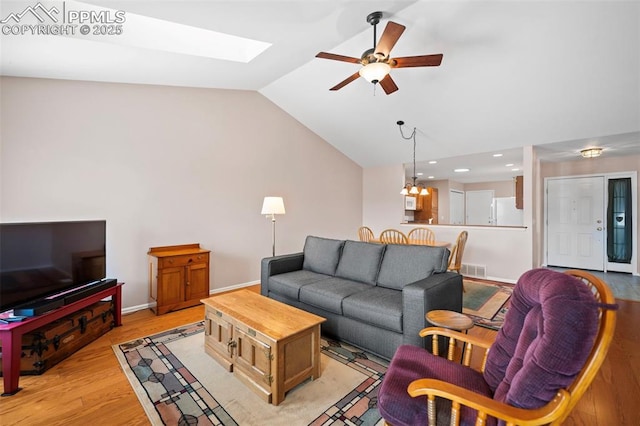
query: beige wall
[
  {"left": 463, "top": 180, "right": 517, "bottom": 198},
  {"left": 362, "top": 164, "right": 405, "bottom": 232},
  {"left": 0, "top": 77, "right": 363, "bottom": 310}
]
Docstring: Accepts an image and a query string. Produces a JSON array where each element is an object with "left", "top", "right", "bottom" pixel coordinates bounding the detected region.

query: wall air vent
[{"left": 461, "top": 264, "right": 487, "bottom": 279}]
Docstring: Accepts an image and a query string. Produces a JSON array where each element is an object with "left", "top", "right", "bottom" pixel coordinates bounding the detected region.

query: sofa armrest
[
  {"left": 260, "top": 253, "right": 304, "bottom": 296},
  {"left": 402, "top": 272, "right": 463, "bottom": 349}
]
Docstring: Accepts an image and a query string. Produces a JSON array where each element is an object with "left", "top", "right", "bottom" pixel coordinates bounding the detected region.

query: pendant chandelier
[{"left": 398, "top": 121, "right": 428, "bottom": 196}]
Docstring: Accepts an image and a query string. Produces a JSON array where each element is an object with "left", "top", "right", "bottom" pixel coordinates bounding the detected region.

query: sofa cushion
[
  {"left": 377, "top": 245, "right": 450, "bottom": 290},
  {"left": 302, "top": 236, "right": 344, "bottom": 276},
  {"left": 299, "top": 278, "right": 372, "bottom": 315},
  {"left": 335, "top": 240, "right": 385, "bottom": 285},
  {"left": 268, "top": 270, "right": 331, "bottom": 300},
  {"left": 484, "top": 268, "right": 599, "bottom": 410},
  {"left": 342, "top": 287, "right": 403, "bottom": 333}
]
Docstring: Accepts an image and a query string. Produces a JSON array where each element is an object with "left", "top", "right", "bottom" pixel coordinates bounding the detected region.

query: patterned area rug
[
  {"left": 463, "top": 280, "right": 514, "bottom": 330},
  {"left": 113, "top": 322, "right": 387, "bottom": 425}
]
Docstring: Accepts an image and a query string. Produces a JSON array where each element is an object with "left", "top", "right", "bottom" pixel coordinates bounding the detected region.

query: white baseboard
[
  {"left": 485, "top": 276, "right": 518, "bottom": 284},
  {"left": 122, "top": 303, "right": 152, "bottom": 315},
  {"left": 120, "top": 280, "right": 261, "bottom": 315},
  {"left": 209, "top": 280, "right": 260, "bottom": 295}
]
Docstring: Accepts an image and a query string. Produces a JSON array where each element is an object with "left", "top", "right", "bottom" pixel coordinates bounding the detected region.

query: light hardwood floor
[{"left": 1, "top": 290, "right": 639, "bottom": 425}]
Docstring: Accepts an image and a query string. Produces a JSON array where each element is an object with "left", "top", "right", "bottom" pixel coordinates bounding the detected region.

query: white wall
[{"left": 0, "top": 77, "right": 363, "bottom": 310}]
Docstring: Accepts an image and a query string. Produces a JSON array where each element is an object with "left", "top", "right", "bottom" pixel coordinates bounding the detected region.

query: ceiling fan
[{"left": 316, "top": 11, "right": 443, "bottom": 95}]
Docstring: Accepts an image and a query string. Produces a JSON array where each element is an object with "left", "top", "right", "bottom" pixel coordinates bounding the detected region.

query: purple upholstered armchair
[{"left": 377, "top": 268, "right": 617, "bottom": 426}]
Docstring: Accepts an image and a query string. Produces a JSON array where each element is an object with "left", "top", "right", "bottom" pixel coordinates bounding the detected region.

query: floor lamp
[{"left": 261, "top": 196, "right": 286, "bottom": 256}]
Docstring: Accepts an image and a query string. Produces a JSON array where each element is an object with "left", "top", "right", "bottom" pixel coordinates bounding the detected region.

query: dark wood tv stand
[{"left": 0, "top": 283, "right": 123, "bottom": 396}]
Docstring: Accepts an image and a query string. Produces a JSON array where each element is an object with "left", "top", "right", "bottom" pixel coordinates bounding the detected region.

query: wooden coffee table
[{"left": 201, "top": 290, "right": 325, "bottom": 405}]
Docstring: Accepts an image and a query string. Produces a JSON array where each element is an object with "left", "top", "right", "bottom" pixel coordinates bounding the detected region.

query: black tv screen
[{"left": 0, "top": 220, "right": 106, "bottom": 313}]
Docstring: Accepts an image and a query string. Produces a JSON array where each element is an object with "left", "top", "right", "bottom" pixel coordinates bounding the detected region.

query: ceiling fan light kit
[
  {"left": 316, "top": 11, "right": 443, "bottom": 95},
  {"left": 359, "top": 62, "right": 391, "bottom": 83}
]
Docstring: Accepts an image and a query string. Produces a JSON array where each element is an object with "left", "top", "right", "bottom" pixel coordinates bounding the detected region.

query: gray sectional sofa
[{"left": 261, "top": 235, "right": 463, "bottom": 359}]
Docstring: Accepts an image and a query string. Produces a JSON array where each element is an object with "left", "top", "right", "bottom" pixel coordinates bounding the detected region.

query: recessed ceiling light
[
  {"left": 493, "top": 153, "right": 503, "bottom": 157},
  {"left": 417, "top": 172, "right": 423, "bottom": 176},
  {"left": 512, "top": 168, "right": 519, "bottom": 171},
  {"left": 505, "top": 163, "right": 514, "bottom": 167},
  {"left": 428, "top": 176, "right": 435, "bottom": 179},
  {"left": 428, "top": 160, "right": 437, "bottom": 164},
  {"left": 454, "top": 168, "right": 470, "bottom": 173}
]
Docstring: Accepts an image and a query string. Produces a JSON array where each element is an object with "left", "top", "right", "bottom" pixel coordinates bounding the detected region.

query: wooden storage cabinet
[
  {"left": 148, "top": 243, "right": 210, "bottom": 315},
  {"left": 202, "top": 290, "right": 324, "bottom": 405}
]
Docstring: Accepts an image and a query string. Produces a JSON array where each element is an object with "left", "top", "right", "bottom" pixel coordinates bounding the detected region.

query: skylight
[{"left": 68, "top": 1, "right": 271, "bottom": 62}]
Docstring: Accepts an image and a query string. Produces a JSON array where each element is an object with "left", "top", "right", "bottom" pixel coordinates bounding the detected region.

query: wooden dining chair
[
  {"left": 448, "top": 230, "right": 468, "bottom": 273},
  {"left": 379, "top": 229, "right": 408, "bottom": 245},
  {"left": 357, "top": 226, "right": 375, "bottom": 242},
  {"left": 407, "top": 227, "right": 435, "bottom": 245}
]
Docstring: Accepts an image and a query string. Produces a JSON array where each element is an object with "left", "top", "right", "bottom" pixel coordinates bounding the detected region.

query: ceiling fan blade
[
  {"left": 316, "top": 52, "right": 361, "bottom": 64},
  {"left": 393, "top": 54, "right": 443, "bottom": 68},
  {"left": 375, "top": 21, "right": 406, "bottom": 58},
  {"left": 329, "top": 72, "right": 361, "bottom": 91},
  {"left": 379, "top": 74, "right": 399, "bottom": 95}
]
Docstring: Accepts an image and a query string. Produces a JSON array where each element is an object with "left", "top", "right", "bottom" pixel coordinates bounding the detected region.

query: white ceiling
[{"left": 2, "top": 1, "right": 639, "bottom": 177}]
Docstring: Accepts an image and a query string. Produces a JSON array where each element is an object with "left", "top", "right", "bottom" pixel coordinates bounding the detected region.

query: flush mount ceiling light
[
  {"left": 581, "top": 148, "right": 603, "bottom": 158},
  {"left": 398, "top": 121, "right": 428, "bottom": 196}
]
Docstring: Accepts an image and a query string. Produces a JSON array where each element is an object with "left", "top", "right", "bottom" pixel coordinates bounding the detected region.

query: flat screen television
[{"left": 0, "top": 220, "right": 106, "bottom": 314}]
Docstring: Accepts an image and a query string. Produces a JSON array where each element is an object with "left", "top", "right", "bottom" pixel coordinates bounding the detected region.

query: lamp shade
[
  {"left": 261, "top": 196, "right": 286, "bottom": 215},
  {"left": 359, "top": 62, "right": 391, "bottom": 83}
]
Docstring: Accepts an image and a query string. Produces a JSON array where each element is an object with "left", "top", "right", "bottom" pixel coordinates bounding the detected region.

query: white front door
[{"left": 546, "top": 176, "right": 605, "bottom": 270}]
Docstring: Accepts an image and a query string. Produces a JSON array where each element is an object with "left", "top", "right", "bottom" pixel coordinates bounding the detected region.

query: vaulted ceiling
[{"left": 2, "top": 1, "right": 638, "bottom": 176}]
